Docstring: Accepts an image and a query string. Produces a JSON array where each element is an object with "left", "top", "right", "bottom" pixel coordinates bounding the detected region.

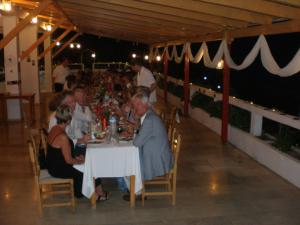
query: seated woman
[{"left": 46, "top": 104, "right": 109, "bottom": 200}]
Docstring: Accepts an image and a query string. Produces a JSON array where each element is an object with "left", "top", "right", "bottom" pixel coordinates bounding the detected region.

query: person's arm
[
  {"left": 133, "top": 117, "right": 153, "bottom": 148},
  {"left": 59, "top": 135, "right": 84, "bottom": 165}
]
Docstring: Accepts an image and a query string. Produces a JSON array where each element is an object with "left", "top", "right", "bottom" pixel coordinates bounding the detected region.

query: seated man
[{"left": 123, "top": 87, "right": 173, "bottom": 200}]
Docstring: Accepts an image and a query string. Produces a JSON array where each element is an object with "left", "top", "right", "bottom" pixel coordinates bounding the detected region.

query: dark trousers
[
  {"left": 53, "top": 83, "right": 63, "bottom": 92},
  {"left": 49, "top": 165, "right": 102, "bottom": 198}
]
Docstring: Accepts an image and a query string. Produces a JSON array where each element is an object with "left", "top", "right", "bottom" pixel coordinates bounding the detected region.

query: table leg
[
  {"left": 91, "top": 192, "right": 97, "bottom": 209},
  {"left": 130, "top": 175, "right": 135, "bottom": 207}
]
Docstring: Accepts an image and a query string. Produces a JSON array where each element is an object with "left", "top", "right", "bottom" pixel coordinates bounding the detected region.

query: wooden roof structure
[{"left": 3, "top": 0, "right": 300, "bottom": 48}]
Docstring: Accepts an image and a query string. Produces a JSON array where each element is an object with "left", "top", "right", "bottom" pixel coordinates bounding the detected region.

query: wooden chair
[
  {"left": 141, "top": 132, "right": 182, "bottom": 205},
  {"left": 169, "top": 106, "right": 177, "bottom": 128},
  {"left": 28, "top": 140, "right": 75, "bottom": 213}
]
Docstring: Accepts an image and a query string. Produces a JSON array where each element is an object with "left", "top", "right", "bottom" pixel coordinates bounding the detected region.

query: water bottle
[{"left": 109, "top": 113, "right": 118, "bottom": 143}]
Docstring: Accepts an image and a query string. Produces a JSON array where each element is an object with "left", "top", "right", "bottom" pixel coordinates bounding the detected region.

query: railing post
[
  {"left": 250, "top": 113, "right": 263, "bottom": 136},
  {"left": 221, "top": 35, "right": 231, "bottom": 143},
  {"left": 163, "top": 51, "right": 168, "bottom": 103},
  {"left": 184, "top": 51, "right": 190, "bottom": 116}
]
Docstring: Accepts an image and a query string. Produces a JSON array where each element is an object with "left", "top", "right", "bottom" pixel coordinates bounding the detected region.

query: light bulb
[
  {"left": 56, "top": 41, "right": 60, "bottom": 46},
  {"left": 144, "top": 55, "right": 149, "bottom": 60},
  {"left": 132, "top": 53, "right": 136, "bottom": 58},
  {"left": 216, "top": 60, "right": 224, "bottom": 69},
  {"left": 70, "top": 43, "right": 74, "bottom": 48},
  {"left": 156, "top": 55, "right": 161, "bottom": 61},
  {"left": 31, "top": 17, "right": 38, "bottom": 24},
  {"left": 91, "top": 53, "right": 96, "bottom": 58},
  {"left": 76, "top": 43, "right": 81, "bottom": 49},
  {"left": 46, "top": 24, "right": 52, "bottom": 31}
]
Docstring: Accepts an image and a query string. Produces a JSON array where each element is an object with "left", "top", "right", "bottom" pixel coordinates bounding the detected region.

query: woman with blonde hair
[{"left": 46, "top": 104, "right": 109, "bottom": 200}]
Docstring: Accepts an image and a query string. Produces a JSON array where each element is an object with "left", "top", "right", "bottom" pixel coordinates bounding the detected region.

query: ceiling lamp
[
  {"left": 1, "top": 0, "right": 12, "bottom": 12},
  {"left": 156, "top": 55, "right": 161, "bottom": 62},
  {"left": 31, "top": 17, "right": 38, "bottom": 24},
  {"left": 144, "top": 55, "right": 149, "bottom": 60},
  {"left": 46, "top": 24, "right": 52, "bottom": 31}
]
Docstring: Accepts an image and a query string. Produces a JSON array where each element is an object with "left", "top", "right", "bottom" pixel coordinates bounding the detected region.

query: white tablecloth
[{"left": 74, "top": 141, "right": 142, "bottom": 198}]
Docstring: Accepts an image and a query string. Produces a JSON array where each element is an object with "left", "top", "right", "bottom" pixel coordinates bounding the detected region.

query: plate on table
[{"left": 88, "top": 139, "right": 105, "bottom": 144}]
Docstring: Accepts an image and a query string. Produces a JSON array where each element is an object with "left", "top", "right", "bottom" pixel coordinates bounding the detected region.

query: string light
[
  {"left": 56, "top": 41, "right": 60, "bottom": 46},
  {"left": 144, "top": 55, "right": 149, "bottom": 60},
  {"left": 76, "top": 43, "right": 81, "bottom": 49},
  {"left": 91, "top": 53, "right": 96, "bottom": 58},
  {"left": 217, "top": 85, "right": 221, "bottom": 89},
  {"left": 132, "top": 53, "right": 136, "bottom": 58},
  {"left": 216, "top": 60, "right": 224, "bottom": 69},
  {"left": 203, "top": 76, "right": 207, "bottom": 80},
  {"left": 70, "top": 43, "right": 74, "bottom": 48},
  {"left": 156, "top": 55, "right": 161, "bottom": 61}
]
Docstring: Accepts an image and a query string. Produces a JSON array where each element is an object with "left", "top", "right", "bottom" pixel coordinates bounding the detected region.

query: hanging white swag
[{"left": 150, "top": 34, "right": 300, "bottom": 77}]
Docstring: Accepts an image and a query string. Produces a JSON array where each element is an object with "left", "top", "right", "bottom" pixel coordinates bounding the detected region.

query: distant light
[
  {"left": 46, "top": 24, "right": 52, "bottom": 31},
  {"left": 203, "top": 76, "right": 207, "bottom": 80},
  {"left": 144, "top": 55, "right": 149, "bottom": 60},
  {"left": 76, "top": 43, "right": 81, "bottom": 49},
  {"left": 189, "top": 82, "right": 193, "bottom": 85},
  {"left": 272, "top": 109, "right": 276, "bottom": 112},
  {"left": 156, "top": 55, "right": 161, "bottom": 61},
  {"left": 132, "top": 53, "right": 136, "bottom": 58},
  {"left": 56, "top": 41, "right": 60, "bottom": 46},
  {"left": 233, "top": 96, "right": 236, "bottom": 99},
  {"left": 31, "top": 17, "right": 38, "bottom": 24},
  {"left": 250, "top": 101, "right": 253, "bottom": 105},
  {"left": 217, "top": 85, "right": 221, "bottom": 89},
  {"left": 70, "top": 43, "right": 74, "bottom": 48},
  {"left": 216, "top": 60, "right": 224, "bottom": 69},
  {"left": 91, "top": 53, "right": 96, "bottom": 58}
]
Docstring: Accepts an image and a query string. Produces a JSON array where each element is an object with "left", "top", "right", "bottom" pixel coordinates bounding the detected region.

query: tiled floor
[{"left": 1, "top": 102, "right": 300, "bottom": 225}]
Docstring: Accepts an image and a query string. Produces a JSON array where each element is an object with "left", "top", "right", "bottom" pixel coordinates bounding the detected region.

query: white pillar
[
  {"left": 250, "top": 113, "right": 263, "bottom": 136},
  {"left": 44, "top": 36, "right": 52, "bottom": 92},
  {"left": 3, "top": 16, "right": 21, "bottom": 120},
  {"left": 19, "top": 24, "right": 40, "bottom": 103}
]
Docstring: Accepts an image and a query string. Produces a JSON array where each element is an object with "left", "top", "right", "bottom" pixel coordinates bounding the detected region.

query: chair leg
[
  {"left": 172, "top": 177, "right": 177, "bottom": 206},
  {"left": 70, "top": 182, "right": 75, "bottom": 212},
  {"left": 38, "top": 185, "right": 43, "bottom": 215},
  {"left": 141, "top": 186, "right": 145, "bottom": 206}
]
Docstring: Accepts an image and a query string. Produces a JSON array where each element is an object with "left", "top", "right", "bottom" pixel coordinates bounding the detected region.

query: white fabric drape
[{"left": 150, "top": 34, "right": 300, "bottom": 77}]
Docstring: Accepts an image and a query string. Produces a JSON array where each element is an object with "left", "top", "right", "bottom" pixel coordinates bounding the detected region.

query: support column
[
  {"left": 44, "top": 36, "right": 52, "bottom": 92},
  {"left": 163, "top": 51, "right": 168, "bottom": 103},
  {"left": 183, "top": 51, "right": 190, "bottom": 116},
  {"left": 221, "top": 39, "right": 231, "bottom": 143},
  {"left": 3, "top": 16, "right": 21, "bottom": 120},
  {"left": 19, "top": 24, "right": 39, "bottom": 103}
]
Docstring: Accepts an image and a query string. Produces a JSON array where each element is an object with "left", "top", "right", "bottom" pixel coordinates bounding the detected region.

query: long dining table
[{"left": 74, "top": 140, "right": 142, "bottom": 208}]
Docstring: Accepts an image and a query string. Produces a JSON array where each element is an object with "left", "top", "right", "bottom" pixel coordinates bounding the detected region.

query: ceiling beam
[
  {"left": 140, "top": 0, "right": 272, "bottom": 24},
  {"left": 152, "top": 19, "right": 300, "bottom": 47},
  {"left": 198, "top": 0, "right": 300, "bottom": 19},
  {"left": 52, "top": 32, "right": 80, "bottom": 59},
  {"left": 20, "top": 20, "right": 64, "bottom": 61},
  {"left": 0, "top": 0, "right": 52, "bottom": 50},
  {"left": 61, "top": 0, "right": 248, "bottom": 28},
  {"left": 63, "top": 5, "right": 221, "bottom": 31},
  {"left": 38, "top": 26, "right": 73, "bottom": 60}
]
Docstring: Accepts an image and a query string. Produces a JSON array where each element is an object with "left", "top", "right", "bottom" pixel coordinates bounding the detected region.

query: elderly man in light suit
[{"left": 132, "top": 88, "right": 173, "bottom": 181}]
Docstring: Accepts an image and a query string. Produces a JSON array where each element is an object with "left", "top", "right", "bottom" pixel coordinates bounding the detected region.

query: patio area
[{"left": 1, "top": 101, "right": 300, "bottom": 225}]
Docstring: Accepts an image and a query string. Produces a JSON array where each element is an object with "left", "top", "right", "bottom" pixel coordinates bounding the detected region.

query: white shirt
[
  {"left": 72, "top": 103, "right": 93, "bottom": 139},
  {"left": 53, "top": 64, "right": 70, "bottom": 84},
  {"left": 140, "top": 112, "right": 147, "bottom": 125},
  {"left": 137, "top": 66, "right": 157, "bottom": 103}
]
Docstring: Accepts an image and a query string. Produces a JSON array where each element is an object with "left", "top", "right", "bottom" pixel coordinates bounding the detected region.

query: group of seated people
[{"left": 45, "top": 70, "right": 174, "bottom": 202}]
